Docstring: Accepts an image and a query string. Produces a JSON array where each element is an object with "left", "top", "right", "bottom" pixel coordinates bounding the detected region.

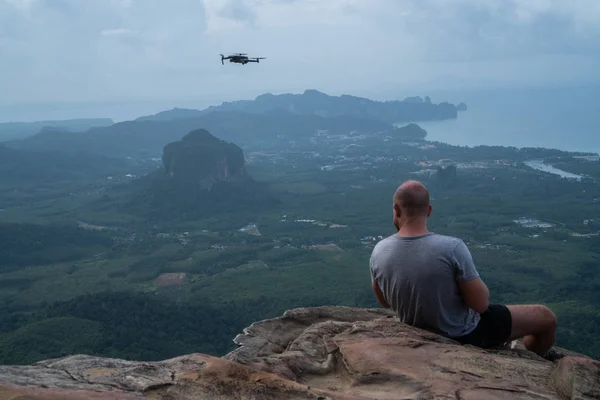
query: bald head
[{"left": 394, "top": 180, "right": 431, "bottom": 218}]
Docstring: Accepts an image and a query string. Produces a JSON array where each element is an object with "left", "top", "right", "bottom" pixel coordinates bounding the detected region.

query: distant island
[{"left": 136, "top": 89, "right": 465, "bottom": 124}]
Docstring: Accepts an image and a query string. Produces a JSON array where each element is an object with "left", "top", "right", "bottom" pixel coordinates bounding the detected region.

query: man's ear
[
  {"left": 427, "top": 204, "right": 433, "bottom": 217},
  {"left": 393, "top": 203, "right": 401, "bottom": 218}
]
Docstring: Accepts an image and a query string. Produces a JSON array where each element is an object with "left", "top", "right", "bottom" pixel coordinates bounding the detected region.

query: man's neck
[{"left": 397, "top": 220, "right": 429, "bottom": 237}]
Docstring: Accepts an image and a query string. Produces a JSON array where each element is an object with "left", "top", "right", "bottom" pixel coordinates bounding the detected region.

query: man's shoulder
[
  {"left": 428, "top": 233, "right": 465, "bottom": 246},
  {"left": 372, "top": 233, "right": 468, "bottom": 252},
  {"left": 426, "top": 233, "right": 470, "bottom": 254},
  {"left": 377, "top": 233, "right": 399, "bottom": 244},
  {"left": 370, "top": 234, "right": 398, "bottom": 262},
  {"left": 372, "top": 234, "right": 399, "bottom": 250}
]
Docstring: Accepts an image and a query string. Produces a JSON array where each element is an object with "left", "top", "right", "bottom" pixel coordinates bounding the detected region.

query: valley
[{"left": 1, "top": 92, "right": 600, "bottom": 365}]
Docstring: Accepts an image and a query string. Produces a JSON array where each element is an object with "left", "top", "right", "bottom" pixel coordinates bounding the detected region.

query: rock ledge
[{"left": 1, "top": 306, "right": 599, "bottom": 399}]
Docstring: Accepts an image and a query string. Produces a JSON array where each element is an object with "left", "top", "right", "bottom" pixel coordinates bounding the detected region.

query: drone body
[{"left": 220, "top": 53, "right": 266, "bottom": 65}]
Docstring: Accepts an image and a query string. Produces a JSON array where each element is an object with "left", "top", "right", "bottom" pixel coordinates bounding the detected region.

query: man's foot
[
  {"left": 497, "top": 340, "right": 517, "bottom": 350},
  {"left": 543, "top": 348, "right": 566, "bottom": 362}
]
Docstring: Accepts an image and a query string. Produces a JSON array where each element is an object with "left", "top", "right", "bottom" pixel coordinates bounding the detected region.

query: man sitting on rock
[{"left": 369, "top": 180, "right": 561, "bottom": 360}]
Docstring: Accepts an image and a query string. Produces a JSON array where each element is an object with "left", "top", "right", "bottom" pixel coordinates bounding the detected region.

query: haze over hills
[
  {"left": 205, "top": 89, "right": 463, "bottom": 122},
  {"left": 136, "top": 89, "right": 463, "bottom": 124},
  {"left": 5, "top": 119, "right": 206, "bottom": 159},
  {"left": 0, "top": 145, "right": 131, "bottom": 185},
  {"left": 0, "top": 118, "right": 113, "bottom": 141},
  {"left": 5, "top": 109, "right": 394, "bottom": 158},
  {"left": 2, "top": 90, "right": 464, "bottom": 160}
]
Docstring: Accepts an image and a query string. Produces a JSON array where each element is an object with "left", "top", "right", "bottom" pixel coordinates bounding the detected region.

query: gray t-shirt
[{"left": 370, "top": 232, "right": 481, "bottom": 337}]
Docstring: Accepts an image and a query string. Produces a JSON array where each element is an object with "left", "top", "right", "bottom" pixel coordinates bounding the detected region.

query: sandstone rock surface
[{"left": 1, "top": 306, "right": 599, "bottom": 399}]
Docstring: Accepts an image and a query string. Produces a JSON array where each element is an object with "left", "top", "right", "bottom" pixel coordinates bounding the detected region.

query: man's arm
[
  {"left": 369, "top": 248, "right": 390, "bottom": 309},
  {"left": 458, "top": 278, "right": 489, "bottom": 313},
  {"left": 372, "top": 282, "right": 390, "bottom": 308},
  {"left": 453, "top": 240, "right": 490, "bottom": 314}
]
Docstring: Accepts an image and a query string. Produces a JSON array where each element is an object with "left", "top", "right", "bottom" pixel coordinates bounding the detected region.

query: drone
[{"left": 220, "top": 53, "right": 266, "bottom": 65}]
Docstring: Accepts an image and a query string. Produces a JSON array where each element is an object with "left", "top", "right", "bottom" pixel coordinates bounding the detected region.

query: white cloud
[
  {"left": 203, "top": 0, "right": 256, "bottom": 30},
  {"left": 1, "top": 0, "right": 600, "bottom": 105},
  {"left": 4, "top": 0, "right": 36, "bottom": 13},
  {"left": 100, "top": 28, "right": 136, "bottom": 37}
]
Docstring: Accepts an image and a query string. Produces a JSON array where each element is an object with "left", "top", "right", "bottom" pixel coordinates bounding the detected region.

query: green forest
[{"left": 1, "top": 107, "right": 600, "bottom": 365}]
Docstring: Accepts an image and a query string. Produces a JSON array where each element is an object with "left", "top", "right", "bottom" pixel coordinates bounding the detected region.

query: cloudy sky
[{"left": 2, "top": 0, "right": 600, "bottom": 109}]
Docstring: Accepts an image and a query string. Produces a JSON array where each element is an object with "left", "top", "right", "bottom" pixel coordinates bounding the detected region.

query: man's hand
[
  {"left": 458, "top": 277, "right": 490, "bottom": 313},
  {"left": 372, "top": 282, "right": 390, "bottom": 308}
]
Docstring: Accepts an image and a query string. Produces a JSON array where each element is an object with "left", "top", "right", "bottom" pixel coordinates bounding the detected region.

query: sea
[{"left": 418, "top": 84, "right": 600, "bottom": 155}]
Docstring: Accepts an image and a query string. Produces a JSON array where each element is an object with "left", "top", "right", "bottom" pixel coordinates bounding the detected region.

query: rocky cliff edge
[{"left": 1, "top": 306, "right": 599, "bottom": 400}]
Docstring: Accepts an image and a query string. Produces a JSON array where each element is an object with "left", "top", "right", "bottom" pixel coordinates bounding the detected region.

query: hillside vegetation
[{"left": 1, "top": 93, "right": 600, "bottom": 365}]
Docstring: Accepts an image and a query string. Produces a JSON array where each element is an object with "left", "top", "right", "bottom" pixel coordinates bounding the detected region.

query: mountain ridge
[
  {"left": 0, "top": 118, "right": 114, "bottom": 141},
  {"left": 6, "top": 109, "right": 393, "bottom": 158}
]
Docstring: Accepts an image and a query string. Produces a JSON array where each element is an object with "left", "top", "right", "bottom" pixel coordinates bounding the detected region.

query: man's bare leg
[{"left": 506, "top": 305, "right": 557, "bottom": 356}]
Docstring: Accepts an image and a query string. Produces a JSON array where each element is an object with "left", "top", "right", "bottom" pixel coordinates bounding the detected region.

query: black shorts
[{"left": 454, "top": 304, "right": 513, "bottom": 349}]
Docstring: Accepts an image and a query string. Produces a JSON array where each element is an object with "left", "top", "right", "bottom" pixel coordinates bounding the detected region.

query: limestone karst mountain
[
  {"left": 121, "top": 129, "right": 276, "bottom": 219},
  {"left": 161, "top": 128, "right": 248, "bottom": 191},
  {"left": 1, "top": 306, "right": 597, "bottom": 400}
]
